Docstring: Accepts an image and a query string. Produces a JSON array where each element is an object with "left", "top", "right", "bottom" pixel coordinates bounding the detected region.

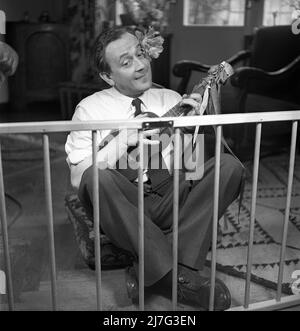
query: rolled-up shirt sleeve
[
  {"left": 0, "top": 41, "right": 19, "bottom": 77},
  {"left": 65, "top": 105, "right": 95, "bottom": 166},
  {"left": 65, "top": 103, "right": 130, "bottom": 189},
  {"left": 65, "top": 103, "right": 128, "bottom": 172}
]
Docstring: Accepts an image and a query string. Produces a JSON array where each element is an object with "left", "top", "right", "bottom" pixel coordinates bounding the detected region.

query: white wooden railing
[{"left": 1, "top": 111, "right": 300, "bottom": 311}]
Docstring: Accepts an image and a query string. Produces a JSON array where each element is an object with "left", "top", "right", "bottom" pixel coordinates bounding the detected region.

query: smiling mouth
[
  {"left": 135, "top": 70, "right": 149, "bottom": 80},
  {"left": 135, "top": 74, "right": 146, "bottom": 80}
]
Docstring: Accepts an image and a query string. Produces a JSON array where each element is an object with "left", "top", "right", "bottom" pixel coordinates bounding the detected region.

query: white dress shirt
[{"left": 65, "top": 86, "right": 182, "bottom": 189}]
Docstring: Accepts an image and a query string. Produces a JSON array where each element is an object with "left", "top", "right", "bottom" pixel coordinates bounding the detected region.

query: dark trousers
[{"left": 78, "top": 154, "right": 243, "bottom": 286}]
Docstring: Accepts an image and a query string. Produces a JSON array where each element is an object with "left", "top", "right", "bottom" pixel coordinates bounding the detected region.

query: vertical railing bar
[
  {"left": 172, "top": 128, "right": 180, "bottom": 311},
  {"left": 43, "top": 134, "right": 58, "bottom": 311},
  {"left": 277, "top": 121, "right": 298, "bottom": 301},
  {"left": 244, "top": 123, "right": 262, "bottom": 309},
  {"left": 0, "top": 140, "right": 14, "bottom": 310},
  {"left": 138, "top": 130, "right": 145, "bottom": 311},
  {"left": 92, "top": 131, "right": 102, "bottom": 311},
  {"left": 209, "top": 125, "right": 222, "bottom": 311}
]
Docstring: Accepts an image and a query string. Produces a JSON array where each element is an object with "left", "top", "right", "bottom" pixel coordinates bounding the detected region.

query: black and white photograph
[{"left": 0, "top": 0, "right": 300, "bottom": 314}]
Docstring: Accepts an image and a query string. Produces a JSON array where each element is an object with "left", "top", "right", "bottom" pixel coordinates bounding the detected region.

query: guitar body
[{"left": 117, "top": 111, "right": 173, "bottom": 189}]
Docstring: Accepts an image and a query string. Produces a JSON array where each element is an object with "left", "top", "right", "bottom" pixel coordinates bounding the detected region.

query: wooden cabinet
[{"left": 7, "top": 22, "right": 70, "bottom": 111}]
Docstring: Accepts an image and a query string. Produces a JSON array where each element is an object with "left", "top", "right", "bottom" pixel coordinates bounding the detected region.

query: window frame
[
  {"left": 263, "top": 0, "right": 294, "bottom": 26},
  {"left": 183, "top": 0, "right": 246, "bottom": 27}
]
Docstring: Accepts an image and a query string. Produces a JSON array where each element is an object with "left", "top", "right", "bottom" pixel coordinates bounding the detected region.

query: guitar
[
  {"left": 99, "top": 61, "right": 235, "bottom": 190},
  {"left": 100, "top": 61, "right": 234, "bottom": 144},
  {"left": 134, "top": 61, "right": 234, "bottom": 131}
]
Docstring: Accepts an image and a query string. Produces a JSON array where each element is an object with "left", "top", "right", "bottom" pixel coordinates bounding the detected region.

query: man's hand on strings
[
  {"left": 180, "top": 93, "right": 202, "bottom": 116},
  {"left": 179, "top": 93, "right": 203, "bottom": 134}
]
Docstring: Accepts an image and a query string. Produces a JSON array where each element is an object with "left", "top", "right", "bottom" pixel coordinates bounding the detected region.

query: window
[
  {"left": 263, "top": 0, "right": 294, "bottom": 26},
  {"left": 0, "top": 10, "right": 5, "bottom": 34},
  {"left": 183, "top": 0, "right": 246, "bottom": 26}
]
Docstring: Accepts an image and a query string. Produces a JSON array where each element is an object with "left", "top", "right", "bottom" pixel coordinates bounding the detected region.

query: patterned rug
[{"left": 207, "top": 153, "right": 300, "bottom": 294}]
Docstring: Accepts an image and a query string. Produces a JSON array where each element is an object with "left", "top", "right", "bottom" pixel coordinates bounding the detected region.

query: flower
[
  {"left": 135, "top": 27, "right": 164, "bottom": 59},
  {"left": 292, "top": 9, "right": 300, "bottom": 20},
  {"left": 287, "top": 0, "right": 300, "bottom": 10},
  {"left": 286, "top": 0, "right": 300, "bottom": 21}
]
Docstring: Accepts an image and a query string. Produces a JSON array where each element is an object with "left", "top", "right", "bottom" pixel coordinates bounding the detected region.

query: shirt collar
[{"left": 111, "top": 86, "right": 149, "bottom": 112}]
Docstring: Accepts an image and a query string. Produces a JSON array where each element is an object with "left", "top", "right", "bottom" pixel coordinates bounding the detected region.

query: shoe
[
  {"left": 125, "top": 266, "right": 231, "bottom": 311},
  {"left": 177, "top": 266, "right": 231, "bottom": 311}
]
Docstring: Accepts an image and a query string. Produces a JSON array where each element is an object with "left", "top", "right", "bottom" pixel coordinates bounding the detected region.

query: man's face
[{"left": 104, "top": 32, "right": 152, "bottom": 98}]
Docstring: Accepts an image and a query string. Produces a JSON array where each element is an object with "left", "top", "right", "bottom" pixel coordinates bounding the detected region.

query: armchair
[
  {"left": 173, "top": 25, "right": 300, "bottom": 156},
  {"left": 231, "top": 25, "right": 300, "bottom": 106}
]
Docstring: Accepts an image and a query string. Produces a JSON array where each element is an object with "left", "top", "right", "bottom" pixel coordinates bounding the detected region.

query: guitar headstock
[{"left": 208, "top": 61, "right": 234, "bottom": 85}]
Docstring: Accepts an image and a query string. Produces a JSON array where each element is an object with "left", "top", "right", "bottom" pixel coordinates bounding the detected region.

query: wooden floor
[
  {"left": 0, "top": 263, "right": 279, "bottom": 311},
  {"left": 0, "top": 101, "right": 297, "bottom": 311}
]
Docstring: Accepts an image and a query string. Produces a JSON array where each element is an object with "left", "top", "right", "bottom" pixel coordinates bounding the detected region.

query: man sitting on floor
[{"left": 65, "top": 26, "right": 243, "bottom": 311}]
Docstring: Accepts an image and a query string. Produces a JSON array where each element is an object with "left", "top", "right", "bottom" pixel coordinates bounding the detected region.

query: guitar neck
[
  {"left": 162, "top": 61, "right": 232, "bottom": 119},
  {"left": 162, "top": 76, "right": 210, "bottom": 118}
]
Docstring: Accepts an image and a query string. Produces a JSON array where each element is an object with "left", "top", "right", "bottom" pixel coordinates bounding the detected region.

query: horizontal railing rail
[
  {"left": 0, "top": 110, "right": 300, "bottom": 134},
  {"left": 1, "top": 111, "right": 300, "bottom": 312}
]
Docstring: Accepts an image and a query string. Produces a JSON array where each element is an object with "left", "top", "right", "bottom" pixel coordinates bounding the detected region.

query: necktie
[
  {"left": 132, "top": 99, "right": 171, "bottom": 192},
  {"left": 132, "top": 98, "right": 142, "bottom": 117},
  {"left": 126, "top": 98, "right": 143, "bottom": 156}
]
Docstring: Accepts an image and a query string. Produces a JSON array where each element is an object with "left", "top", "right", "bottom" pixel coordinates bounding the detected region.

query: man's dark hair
[{"left": 94, "top": 26, "right": 137, "bottom": 75}]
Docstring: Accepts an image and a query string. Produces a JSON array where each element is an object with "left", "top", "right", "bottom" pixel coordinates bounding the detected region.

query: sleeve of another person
[{"left": 0, "top": 41, "right": 19, "bottom": 83}]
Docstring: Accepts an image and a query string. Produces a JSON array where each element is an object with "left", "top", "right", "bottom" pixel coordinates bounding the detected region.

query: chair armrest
[
  {"left": 225, "top": 50, "right": 251, "bottom": 66},
  {"left": 173, "top": 51, "right": 251, "bottom": 94},
  {"left": 231, "top": 55, "right": 300, "bottom": 88},
  {"left": 173, "top": 50, "right": 251, "bottom": 79}
]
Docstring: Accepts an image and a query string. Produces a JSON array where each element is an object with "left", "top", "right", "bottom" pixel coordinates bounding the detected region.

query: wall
[
  {"left": 1, "top": 0, "right": 250, "bottom": 94},
  {"left": 0, "top": 0, "right": 66, "bottom": 22},
  {"left": 169, "top": 1, "right": 245, "bottom": 91}
]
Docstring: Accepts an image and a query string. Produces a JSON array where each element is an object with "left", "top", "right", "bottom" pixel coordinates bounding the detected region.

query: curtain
[
  {"left": 68, "top": 0, "right": 96, "bottom": 83},
  {"left": 95, "top": 0, "right": 116, "bottom": 35},
  {"left": 68, "top": 0, "right": 116, "bottom": 83}
]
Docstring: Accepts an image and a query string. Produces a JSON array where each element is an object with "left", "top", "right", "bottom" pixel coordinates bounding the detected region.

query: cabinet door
[
  {"left": 26, "top": 30, "right": 69, "bottom": 100},
  {"left": 7, "top": 23, "right": 70, "bottom": 109}
]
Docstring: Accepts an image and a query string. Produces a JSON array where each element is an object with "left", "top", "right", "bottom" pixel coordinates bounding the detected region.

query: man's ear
[{"left": 99, "top": 72, "right": 115, "bottom": 86}]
